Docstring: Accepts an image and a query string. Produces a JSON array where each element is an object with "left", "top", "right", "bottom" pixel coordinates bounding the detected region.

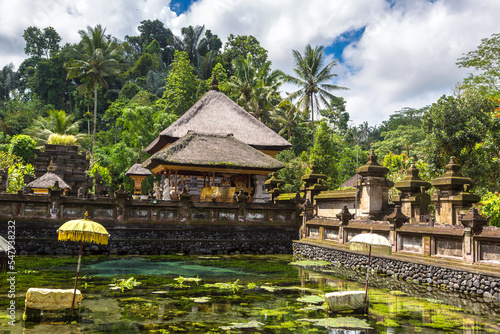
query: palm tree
[
  {"left": 64, "top": 25, "right": 126, "bottom": 154},
  {"left": 272, "top": 100, "right": 302, "bottom": 140},
  {"left": 24, "top": 109, "right": 84, "bottom": 145},
  {"left": 174, "top": 25, "right": 205, "bottom": 65},
  {"left": 226, "top": 54, "right": 281, "bottom": 126},
  {"left": 280, "top": 44, "right": 348, "bottom": 142}
]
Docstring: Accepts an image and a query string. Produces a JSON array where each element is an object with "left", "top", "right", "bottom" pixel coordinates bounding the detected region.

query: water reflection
[{"left": 7, "top": 255, "right": 500, "bottom": 333}]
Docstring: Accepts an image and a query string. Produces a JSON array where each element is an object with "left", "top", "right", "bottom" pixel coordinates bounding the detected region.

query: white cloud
[
  {"left": 0, "top": 0, "right": 499, "bottom": 126},
  {"left": 339, "top": 0, "right": 500, "bottom": 124}
]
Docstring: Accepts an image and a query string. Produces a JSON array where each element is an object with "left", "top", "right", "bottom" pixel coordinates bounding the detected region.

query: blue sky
[
  {"left": 0, "top": 0, "right": 498, "bottom": 125},
  {"left": 169, "top": 0, "right": 197, "bottom": 16}
]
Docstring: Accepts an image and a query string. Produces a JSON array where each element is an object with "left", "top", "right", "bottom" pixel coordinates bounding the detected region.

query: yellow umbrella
[
  {"left": 350, "top": 228, "right": 391, "bottom": 314},
  {"left": 58, "top": 212, "right": 109, "bottom": 315}
]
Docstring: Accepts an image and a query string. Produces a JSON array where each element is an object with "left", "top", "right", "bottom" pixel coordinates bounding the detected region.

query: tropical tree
[
  {"left": 273, "top": 100, "right": 301, "bottom": 140},
  {"left": 457, "top": 33, "right": 500, "bottom": 95},
  {"left": 226, "top": 54, "right": 281, "bottom": 125},
  {"left": 221, "top": 34, "right": 269, "bottom": 76},
  {"left": 174, "top": 25, "right": 206, "bottom": 66},
  {"left": 422, "top": 88, "right": 498, "bottom": 190},
  {"left": 24, "top": 109, "right": 84, "bottom": 145},
  {"left": 280, "top": 44, "right": 348, "bottom": 142},
  {"left": 23, "top": 26, "right": 62, "bottom": 59},
  {"left": 0, "top": 64, "right": 18, "bottom": 101},
  {"left": 156, "top": 51, "right": 199, "bottom": 116},
  {"left": 64, "top": 24, "right": 126, "bottom": 154}
]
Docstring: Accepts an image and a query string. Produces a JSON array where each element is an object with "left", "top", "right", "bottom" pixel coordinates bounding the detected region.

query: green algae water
[{"left": 2, "top": 255, "right": 500, "bottom": 333}]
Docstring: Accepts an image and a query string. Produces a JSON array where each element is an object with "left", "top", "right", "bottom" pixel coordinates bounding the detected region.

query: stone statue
[
  {"left": 162, "top": 182, "right": 171, "bottom": 201},
  {"left": 153, "top": 181, "right": 161, "bottom": 200}
]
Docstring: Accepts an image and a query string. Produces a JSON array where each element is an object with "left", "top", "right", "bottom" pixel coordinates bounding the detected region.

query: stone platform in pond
[{"left": 325, "top": 291, "right": 366, "bottom": 312}]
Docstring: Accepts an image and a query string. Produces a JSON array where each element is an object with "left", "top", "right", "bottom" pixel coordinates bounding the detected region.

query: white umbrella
[{"left": 350, "top": 229, "right": 392, "bottom": 313}]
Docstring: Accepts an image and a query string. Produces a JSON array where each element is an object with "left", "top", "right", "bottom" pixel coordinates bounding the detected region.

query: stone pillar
[
  {"left": 459, "top": 207, "right": 488, "bottom": 263},
  {"left": 115, "top": 185, "right": 129, "bottom": 222},
  {"left": 252, "top": 175, "right": 268, "bottom": 203},
  {"left": 385, "top": 205, "right": 409, "bottom": 252},
  {"left": 355, "top": 150, "right": 393, "bottom": 219},
  {"left": 235, "top": 189, "right": 249, "bottom": 222},
  {"left": 0, "top": 169, "right": 7, "bottom": 193},
  {"left": 300, "top": 199, "right": 314, "bottom": 239},
  {"left": 264, "top": 172, "right": 286, "bottom": 203},
  {"left": 48, "top": 181, "right": 64, "bottom": 219},
  {"left": 431, "top": 157, "right": 480, "bottom": 225},
  {"left": 393, "top": 162, "right": 431, "bottom": 223},
  {"left": 301, "top": 161, "right": 328, "bottom": 204},
  {"left": 336, "top": 205, "right": 353, "bottom": 244}
]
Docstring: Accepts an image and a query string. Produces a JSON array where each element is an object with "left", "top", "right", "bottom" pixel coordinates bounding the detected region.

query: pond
[{"left": 2, "top": 255, "right": 500, "bottom": 333}]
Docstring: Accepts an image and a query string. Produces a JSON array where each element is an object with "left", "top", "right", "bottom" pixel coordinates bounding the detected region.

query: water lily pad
[
  {"left": 298, "top": 305, "right": 327, "bottom": 312},
  {"left": 220, "top": 320, "right": 265, "bottom": 330},
  {"left": 297, "top": 295, "right": 325, "bottom": 304},
  {"left": 259, "top": 285, "right": 280, "bottom": 292},
  {"left": 302, "top": 317, "right": 372, "bottom": 329}
]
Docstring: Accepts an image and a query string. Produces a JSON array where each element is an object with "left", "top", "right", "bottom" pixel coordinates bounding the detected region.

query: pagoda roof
[
  {"left": 145, "top": 89, "right": 291, "bottom": 154},
  {"left": 143, "top": 132, "right": 285, "bottom": 174},
  {"left": 26, "top": 172, "right": 71, "bottom": 190}
]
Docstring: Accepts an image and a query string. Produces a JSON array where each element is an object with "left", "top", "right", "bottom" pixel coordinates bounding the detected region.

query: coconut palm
[
  {"left": 272, "top": 100, "right": 302, "bottom": 140},
  {"left": 226, "top": 54, "right": 281, "bottom": 126},
  {"left": 174, "top": 25, "right": 205, "bottom": 65},
  {"left": 64, "top": 25, "right": 126, "bottom": 154},
  {"left": 280, "top": 44, "right": 348, "bottom": 142}
]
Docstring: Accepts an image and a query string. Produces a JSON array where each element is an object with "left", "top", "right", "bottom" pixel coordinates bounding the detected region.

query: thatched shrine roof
[
  {"left": 26, "top": 172, "right": 71, "bottom": 190},
  {"left": 145, "top": 89, "right": 291, "bottom": 155},
  {"left": 143, "top": 132, "right": 285, "bottom": 175},
  {"left": 126, "top": 159, "right": 152, "bottom": 176}
]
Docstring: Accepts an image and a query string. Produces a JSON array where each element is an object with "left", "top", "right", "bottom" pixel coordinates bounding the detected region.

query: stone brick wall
[
  {"left": 30, "top": 144, "right": 90, "bottom": 196},
  {"left": 294, "top": 241, "right": 500, "bottom": 301}
]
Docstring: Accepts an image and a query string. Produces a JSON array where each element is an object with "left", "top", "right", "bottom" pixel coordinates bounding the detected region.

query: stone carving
[
  {"left": 153, "top": 181, "right": 161, "bottom": 200},
  {"left": 162, "top": 183, "right": 171, "bottom": 201}
]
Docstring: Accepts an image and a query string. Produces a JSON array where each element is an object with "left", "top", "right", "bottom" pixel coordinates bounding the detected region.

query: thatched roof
[
  {"left": 143, "top": 132, "right": 285, "bottom": 173},
  {"left": 126, "top": 160, "right": 152, "bottom": 176},
  {"left": 146, "top": 89, "right": 291, "bottom": 154},
  {"left": 26, "top": 172, "right": 71, "bottom": 189},
  {"left": 340, "top": 174, "right": 361, "bottom": 188}
]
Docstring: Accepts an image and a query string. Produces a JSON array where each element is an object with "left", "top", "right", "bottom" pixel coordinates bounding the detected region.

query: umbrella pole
[
  {"left": 364, "top": 244, "right": 372, "bottom": 314},
  {"left": 71, "top": 240, "right": 83, "bottom": 316}
]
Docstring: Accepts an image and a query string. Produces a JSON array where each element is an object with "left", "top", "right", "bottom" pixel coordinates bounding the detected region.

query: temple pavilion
[{"left": 142, "top": 79, "right": 291, "bottom": 202}]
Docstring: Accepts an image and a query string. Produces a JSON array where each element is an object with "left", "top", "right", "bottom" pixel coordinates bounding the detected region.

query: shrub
[
  {"left": 47, "top": 134, "right": 78, "bottom": 146},
  {"left": 9, "top": 134, "right": 36, "bottom": 163},
  {"left": 479, "top": 192, "right": 500, "bottom": 227}
]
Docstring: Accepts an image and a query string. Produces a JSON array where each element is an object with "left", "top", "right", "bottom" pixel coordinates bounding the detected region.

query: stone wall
[
  {"left": 0, "top": 192, "right": 300, "bottom": 255},
  {"left": 294, "top": 241, "right": 500, "bottom": 301},
  {"left": 29, "top": 144, "right": 90, "bottom": 196},
  {"left": 13, "top": 221, "right": 295, "bottom": 256}
]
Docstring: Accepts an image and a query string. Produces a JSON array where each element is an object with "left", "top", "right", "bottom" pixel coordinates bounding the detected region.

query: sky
[{"left": 0, "top": 0, "right": 499, "bottom": 126}]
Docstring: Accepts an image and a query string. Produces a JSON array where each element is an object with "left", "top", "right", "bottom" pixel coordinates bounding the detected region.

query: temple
[{"left": 142, "top": 78, "right": 291, "bottom": 202}]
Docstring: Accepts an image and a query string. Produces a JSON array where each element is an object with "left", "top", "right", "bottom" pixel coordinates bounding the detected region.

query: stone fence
[
  {"left": 294, "top": 241, "right": 500, "bottom": 301},
  {"left": 0, "top": 191, "right": 301, "bottom": 255},
  {"left": 302, "top": 206, "right": 500, "bottom": 265}
]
